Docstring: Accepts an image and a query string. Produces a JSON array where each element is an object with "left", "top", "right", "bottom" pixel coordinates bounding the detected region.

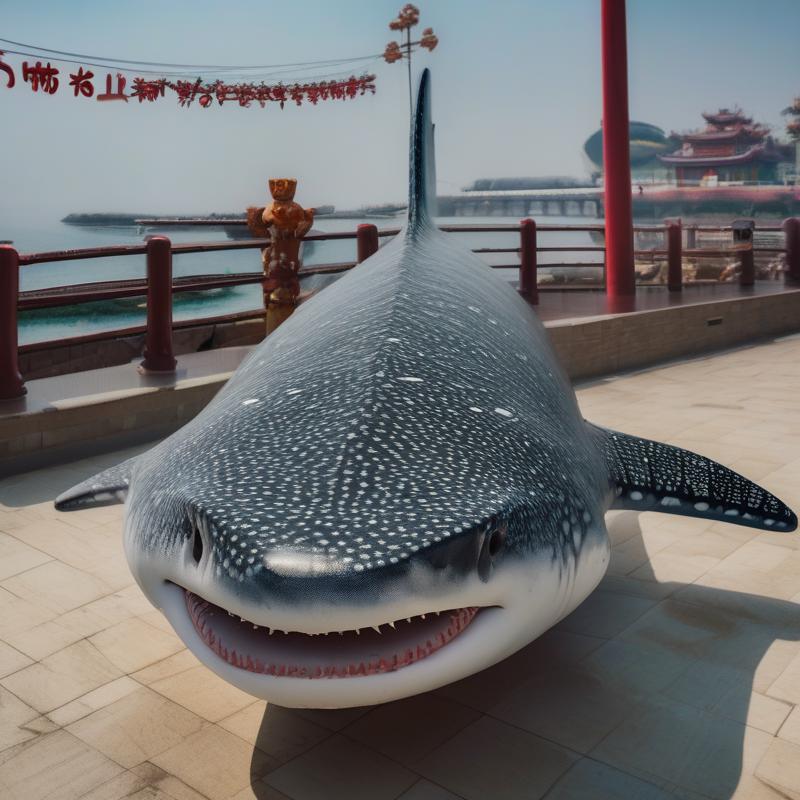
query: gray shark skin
[{"left": 55, "top": 70, "right": 796, "bottom": 709}]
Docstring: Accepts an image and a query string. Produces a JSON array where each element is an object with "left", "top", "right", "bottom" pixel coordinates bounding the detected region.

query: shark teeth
[
  {"left": 184, "top": 590, "right": 481, "bottom": 679},
  {"left": 187, "top": 595, "right": 462, "bottom": 638}
]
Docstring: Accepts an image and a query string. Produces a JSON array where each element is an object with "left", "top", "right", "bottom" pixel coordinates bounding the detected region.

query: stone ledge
[{"left": 0, "top": 347, "right": 251, "bottom": 477}]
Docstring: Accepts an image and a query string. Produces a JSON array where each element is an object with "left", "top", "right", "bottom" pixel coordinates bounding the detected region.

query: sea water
[{"left": 3, "top": 215, "right": 602, "bottom": 346}]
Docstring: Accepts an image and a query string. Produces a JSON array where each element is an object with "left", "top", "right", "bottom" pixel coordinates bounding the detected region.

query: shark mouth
[{"left": 184, "top": 589, "right": 482, "bottom": 679}]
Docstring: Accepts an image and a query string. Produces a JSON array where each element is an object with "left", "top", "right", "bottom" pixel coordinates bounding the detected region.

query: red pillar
[
  {"left": 601, "top": 0, "right": 636, "bottom": 299},
  {"left": 666, "top": 221, "right": 682, "bottom": 292},
  {"left": 356, "top": 224, "right": 379, "bottom": 263},
  {"left": 519, "top": 218, "right": 538, "bottom": 304},
  {"left": 0, "top": 246, "right": 25, "bottom": 399},
  {"left": 784, "top": 217, "right": 800, "bottom": 285},
  {"left": 140, "top": 236, "right": 176, "bottom": 373}
]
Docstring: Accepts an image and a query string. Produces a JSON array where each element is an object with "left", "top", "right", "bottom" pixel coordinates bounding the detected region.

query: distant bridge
[
  {"left": 438, "top": 188, "right": 603, "bottom": 218},
  {"left": 438, "top": 183, "right": 800, "bottom": 219}
]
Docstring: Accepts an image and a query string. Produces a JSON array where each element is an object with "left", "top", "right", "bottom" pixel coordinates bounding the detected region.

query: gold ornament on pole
[
  {"left": 247, "top": 178, "right": 315, "bottom": 335},
  {"left": 383, "top": 5, "right": 438, "bottom": 114}
]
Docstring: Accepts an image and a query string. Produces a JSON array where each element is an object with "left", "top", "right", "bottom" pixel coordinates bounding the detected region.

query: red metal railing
[{"left": 1, "top": 218, "right": 798, "bottom": 400}]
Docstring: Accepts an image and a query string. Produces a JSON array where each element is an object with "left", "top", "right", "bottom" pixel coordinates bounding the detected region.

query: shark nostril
[{"left": 192, "top": 524, "right": 204, "bottom": 565}]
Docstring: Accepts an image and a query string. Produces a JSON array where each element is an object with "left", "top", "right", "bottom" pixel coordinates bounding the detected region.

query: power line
[{"left": 0, "top": 36, "right": 381, "bottom": 75}]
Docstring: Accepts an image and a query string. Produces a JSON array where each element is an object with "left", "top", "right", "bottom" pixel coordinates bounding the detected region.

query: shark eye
[
  {"left": 478, "top": 519, "right": 507, "bottom": 581},
  {"left": 487, "top": 525, "right": 507, "bottom": 558},
  {"left": 192, "top": 524, "right": 204, "bottom": 564}
]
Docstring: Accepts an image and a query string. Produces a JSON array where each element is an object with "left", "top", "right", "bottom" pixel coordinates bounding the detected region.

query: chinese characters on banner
[{"left": 0, "top": 51, "right": 376, "bottom": 108}]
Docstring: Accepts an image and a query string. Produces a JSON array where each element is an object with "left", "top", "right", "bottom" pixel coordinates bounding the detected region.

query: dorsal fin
[{"left": 407, "top": 68, "right": 437, "bottom": 234}]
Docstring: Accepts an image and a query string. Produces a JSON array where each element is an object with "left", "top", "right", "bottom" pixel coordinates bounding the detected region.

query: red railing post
[
  {"left": 356, "top": 224, "right": 379, "bottom": 263},
  {"left": 666, "top": 221, "right": 682, "bottom": 292},
  {"left": 519, "top": 218, "right": 538, "bottom": 304},
  {"left": 140, "top": 236, "right": 177, "bottom": 373},
  {"left": 783, "top": 217, "right": 800, "bottom": 285},
  {"left": 601, "top": 0, "right": 636, "bottom": 300},
  {"left": 732, "top": 219, "right": 755, "bottom": 287},
  {"left": 0, "top": 246, "right": 25, "bottom": 399}
]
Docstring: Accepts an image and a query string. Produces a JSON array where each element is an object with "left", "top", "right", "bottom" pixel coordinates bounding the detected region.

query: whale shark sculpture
[{"left": 55, "top": 71, "right": 797, "bottom": 709}]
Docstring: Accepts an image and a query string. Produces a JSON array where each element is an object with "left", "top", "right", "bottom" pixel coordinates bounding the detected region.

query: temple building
[{"left": 659, "top": 108, "right": 788, "bottom": 186}]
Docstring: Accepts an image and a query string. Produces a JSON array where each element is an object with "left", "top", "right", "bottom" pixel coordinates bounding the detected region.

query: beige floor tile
[
  {"left": 76, "top": 771, "right": 156, "bottom": 800},
  {"left": 766, "top": 651, "right": 800, "bottom": 705},
  {"left": 149, "top": 664, "right": 257, "bottom": 723},
  {"left": 229, "top": 781, "right": 294, "bottom": 800},
  {"left": 631, "top": 550, "right": 721, "bottom": 584},
  {"left": 0, "top": 532, "right": 51, "bottom": 580},
  {"left": 289, "top": 704, "right": 372, "bottom": 731},
  {"left": 0, "top": 639, "right": 122, "bottom": 713},
  {"left": 545, "top": 758, "right": 676, "bottom": 799},
  {"left": 754, "top": 738, "right": 800, "bottom": 798},
  {"left": 437, "top": 629, "right": 603, "bottom": 713},
  {"left": 343, "top": 694, "right": 480, "bottom": 767},
  {"left": 265, "top": 733, "right": 417, "bottom": 800},
  {"left": 89, "top": 617, "right": 184, "bottom": 673},
  {"left": 489, "top": 663, "right": 642, "bottom": 754},
  {"left": 52, "top": 590, "right": 152, "bottom": 642},
  {"left": 47, "top": 675, "right": 140, "bottom": 726},
  {"left": 397, "top": 780, "right": 463, "bottom": 799},
  {"left": 132, "top": 649, "right": 201, "bottom": 685},
  {"left": 151, "top": 725, "right": 276, "bottom": 800},
  {"left": 4, "top": 618, "right": 90, "bottom": 661},
  {"left": 0, "top": 560, "right": 113, "bottom": 616},
  {"left": 218, "top": 701, "right": 331, "bottom": 765},
  {"left": 0, "top": 585, "right": 56, "bottom": 639},
  {"left": 730, "top": 774, "right": 792, "bottom": 799},
  {"left": 128, "top": 763, "right": 209, "bottom": 800},
  {"left": 778, "top": 707, "right": 800, "bottom": 748},
  {"left": 0, "top": 640, "right": 32, "bottom": 678},
  {"left": 0, "top": 685, "right": 41, "bottom": 752},
  {"left": 416, "top": 716, "right": 577, "bottom": 800},
  {"left": 0, "top": 730, "right": 124, "bottom": 800},
  {"left": 582, "top": 637, "right": 696, "bottom": 697},
  {"left": 716, "top": 691, "right": 794, "bottom": 737},
  {"left": 67, "top": 686, "right": 206, "bottom": 768},
  {"left": 556, "top": 588, "right": 658, "bottom": 639},
  {"left": 592, "top": 696, "right": 773, "bottom": 800}
]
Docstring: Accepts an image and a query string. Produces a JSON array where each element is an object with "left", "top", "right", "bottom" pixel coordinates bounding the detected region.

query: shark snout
[{"left": 177, "top": 503, "right": 510, "bottom": 613}]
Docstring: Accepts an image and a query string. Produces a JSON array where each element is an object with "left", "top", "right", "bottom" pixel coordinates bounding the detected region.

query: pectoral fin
[
  {"left": 593, "top": 425, "right": 797, "bottom": 531},
  {"left": 54, "top": 458, "right": 135, "bottom": 511}
]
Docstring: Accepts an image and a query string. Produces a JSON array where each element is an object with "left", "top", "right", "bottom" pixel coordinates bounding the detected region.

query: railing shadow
[{"left": 248, "top": 511, "right": 800, "bottom": 799}]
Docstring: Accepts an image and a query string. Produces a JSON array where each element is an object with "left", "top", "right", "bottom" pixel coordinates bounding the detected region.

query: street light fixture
[{"left": 383, "top": 4, "right": 438, "bottom": 114}]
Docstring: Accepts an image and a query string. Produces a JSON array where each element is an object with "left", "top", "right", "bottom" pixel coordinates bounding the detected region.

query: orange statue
[{"left": 247, "top": 178, "right": 315, "bottom": 334}]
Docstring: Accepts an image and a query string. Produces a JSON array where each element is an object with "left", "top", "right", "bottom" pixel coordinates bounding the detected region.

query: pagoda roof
[
  {"left": 683, "top": 126, "right": 767, "bottom": 143},
  {"left": 658, "top": 143, "right": 782, "bottom": 166},
  {"left": 702, "top": 108, "right": 753, "bottom": 126}
]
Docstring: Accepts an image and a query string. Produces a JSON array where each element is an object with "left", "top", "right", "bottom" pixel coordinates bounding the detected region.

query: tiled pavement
[{"left": 1, "top": 337, "right": 800, "bottom": 799}]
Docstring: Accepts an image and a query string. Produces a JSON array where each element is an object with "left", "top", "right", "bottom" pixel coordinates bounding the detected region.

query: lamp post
[{"left": 383, "top": 4, "right": 438, "bottom": 115}]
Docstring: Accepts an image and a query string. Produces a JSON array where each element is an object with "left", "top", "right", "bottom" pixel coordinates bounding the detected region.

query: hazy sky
[{"left": 1, "top": 0, "right": 798, "bottom": 227}]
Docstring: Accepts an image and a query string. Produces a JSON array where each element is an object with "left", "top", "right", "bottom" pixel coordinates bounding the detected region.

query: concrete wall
[{"left": 548, "top": 290, "right": 800, "bottom": 381}]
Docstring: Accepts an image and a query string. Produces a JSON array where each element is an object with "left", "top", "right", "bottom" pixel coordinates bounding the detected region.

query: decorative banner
[{"left": 0, "top": 51, "right": 376, "bottom": 108}]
